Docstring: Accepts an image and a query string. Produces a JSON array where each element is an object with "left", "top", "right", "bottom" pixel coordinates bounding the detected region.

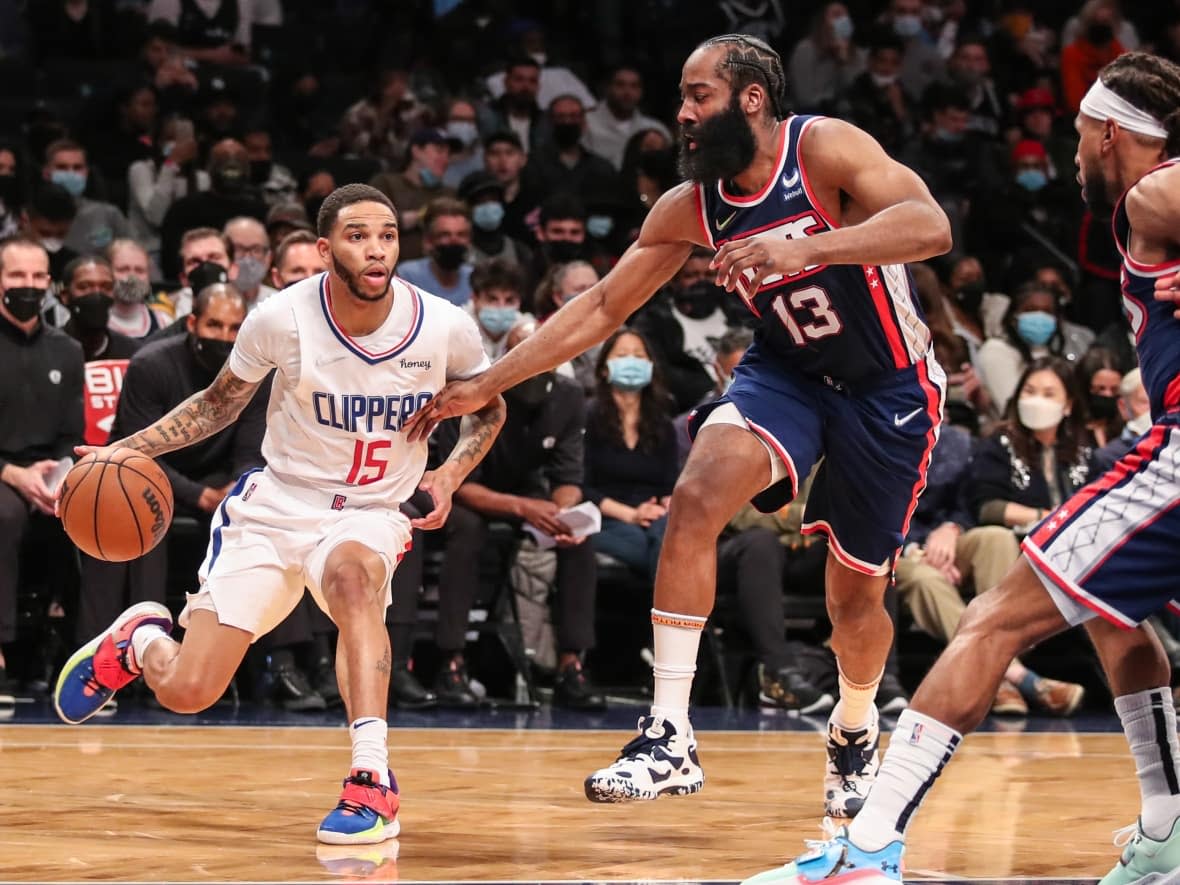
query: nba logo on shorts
[
  {"left": 242, "top": 482, "right": 257, "bottom": 502},
  {"left": 331, "top": 494, "right": 347, "bottom": 511},
  {"left": 908, "top": 722, "right": 924, "bottom": 745}
]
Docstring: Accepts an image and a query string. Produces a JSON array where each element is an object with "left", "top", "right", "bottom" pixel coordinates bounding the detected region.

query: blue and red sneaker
[
  {"left": 317, "top": 768, "right": 401, "bottom": 845},
  {"left": 54, "top": 601, "right": 172, "bottom": 724}
]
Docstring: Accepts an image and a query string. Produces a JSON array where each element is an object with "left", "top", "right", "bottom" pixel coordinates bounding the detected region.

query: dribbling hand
[
  {"left": 710, "top": 235, "right": 816, "bottom": 294},
  {"left": 411, "top": 468, "right": 458, "bottom": 530},
  {"left": 404, "top": 378, "right": 492, "bottom": 443},
  {"left": 1155, "top": 272, "right": 1180, "bottom": 320}
]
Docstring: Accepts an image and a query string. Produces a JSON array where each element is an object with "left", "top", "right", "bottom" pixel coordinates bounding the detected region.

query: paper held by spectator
[{"left": 523, "top": 501, "right": 602, "bottom": 550}]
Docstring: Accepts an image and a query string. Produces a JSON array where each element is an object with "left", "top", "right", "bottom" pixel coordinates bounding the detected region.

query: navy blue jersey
[
  {"left": 696, "top": 114, "right": 932, "bottom": 384},
  {"left": 1112, "top": 159, "right": 1180, "bottom": 417}
]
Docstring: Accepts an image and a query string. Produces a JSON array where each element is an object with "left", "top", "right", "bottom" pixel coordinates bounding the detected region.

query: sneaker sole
[
  {"left": 53, "top": 601, "right": 171, "bottom": 725},
  {"left": 1041, "top": 685, "right": 1085, "bottom": 717},
  {"left": 316, "top": 817, "right": 401, "bottom": 845},
  {"left": 584, "top": 775, "right": 704, "bottom": 803}
]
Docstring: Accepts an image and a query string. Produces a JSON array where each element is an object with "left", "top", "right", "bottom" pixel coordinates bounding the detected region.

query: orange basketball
[{"left": 59, "top": 448, "right": 174, "bottom": 562}]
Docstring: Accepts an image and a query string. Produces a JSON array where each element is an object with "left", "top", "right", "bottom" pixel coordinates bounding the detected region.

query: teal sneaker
[
  {"left": 1099, "top": 817, "right": 1180, "bottom": 885},
  {"left": 741, "top": 826, "right": 903, "bottom": 884}
]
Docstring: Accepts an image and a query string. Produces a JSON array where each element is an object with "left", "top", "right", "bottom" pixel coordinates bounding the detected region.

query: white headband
[{"left": 1080, "top": 78, "right": 1169, "bottom": 140}]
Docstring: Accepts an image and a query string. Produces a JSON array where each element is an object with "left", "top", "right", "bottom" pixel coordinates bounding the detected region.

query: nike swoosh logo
[
  {"left": 782, "top": 168, "right": 799, "bottom": 188},
  {"left": 352, "top": 718, "right": 380, "bottom": 730},
  {"left": 317, "top": 354, "right": 348, "bottom": 367},
  {"left": 647, "top": 768, "right": 672, "bottom": 783},
  {"left": 715, "top": 210, "right": 737, "bottom": 231},
  {"left": 894, "top": 407, "right": 923, "bottom": 427}
]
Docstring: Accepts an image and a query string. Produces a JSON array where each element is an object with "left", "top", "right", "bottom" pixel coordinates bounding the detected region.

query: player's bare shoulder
[
  {"left": 1125, "top": 163, "right": 1180, "bottom": 245},
  {"left": 640, "top": 181, "right": 713, "bottom": 249}
]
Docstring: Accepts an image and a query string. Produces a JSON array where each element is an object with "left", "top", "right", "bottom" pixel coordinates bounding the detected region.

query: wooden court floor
[{"left": 0, "top": 725, "right": 1138, "bottom": 882}]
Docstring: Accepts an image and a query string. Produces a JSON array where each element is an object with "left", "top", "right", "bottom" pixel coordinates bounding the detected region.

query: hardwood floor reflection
[{"left": 0, "top": 725, "right": 1133, "bottom": 881}]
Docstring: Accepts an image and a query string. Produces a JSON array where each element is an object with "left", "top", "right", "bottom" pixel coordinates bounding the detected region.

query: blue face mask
[
  {"left": 419, "top": 167, "right": 441, "bottom": 188},
  {"left": 1016, "top": 310, "right": 1057, "bottom": 346},
  {"left": 472, "top": 201, "right": 505, "bottom": 232},
  {"left": 586, "top": 214, "right": 613, "bottom": 239},
  {"left": 831, "top": 14, "right": 854, "bottom": 41},
  {"left": 51, "top": 169, "right": 86, "bottom": 197},
  {"left": 933, "top": 127, "right": 963, "bottom": 144},
  {"left": 893, "top": 14, "right": 923, "bottom": 38},
  {"left": 607, "top": 355, "right": 653, "bottom": 391},
  {"left": 478, "top": 305, "right": 519, "bottom": 337},
  {"left": 1015, "top": 169, "right": 1048, "bottom": 192}
]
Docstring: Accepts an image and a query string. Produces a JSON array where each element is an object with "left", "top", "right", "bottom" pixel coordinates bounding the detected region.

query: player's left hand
[
  {"left": 405, "top": 377, "right": 493, "bottom": 443},
  {"left": 411, "top": 468, "right": 457, "bottom": 530},
  {"left": 1154, "top": 272, "right": 1180, "bottom": 320},
  {"left": 710, "top": 234, "right": 815, "bottom": 294}
]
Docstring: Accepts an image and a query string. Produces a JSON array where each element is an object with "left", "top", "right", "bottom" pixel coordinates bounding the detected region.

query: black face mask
[
  {"left": 432, "top": 243, "right": 468, "bottom": 272},
  {"left": 954, "top": 280, "right": 985, "bottom": 315},
  {"left": 545, "top": 240, "right": 584, "bottom": 263},
  {"left": 504, "top": 372, "right": 554, "bottom": 410},
  {"left": 1088, "top": 392, "right": 1119, "bottom": 421},
  {"left": 249, "top": 159, "right": 273, "bottom": 184},
  {"left": 0, "top": 174, "right": 17, "bottom": 205},
  {"left": 3, "top": 286, "right": 44, "bottom": 322},
  {"left": 1086, "top": 22, "right": 1114, "bottom": 45},
  {"left": 552, "top": 123, "right": 582, "bottom": 150},
  {"left": 676, "top": 280, "right": 722, "bottom": 319},
  {"left": 69, "top": 293, "right": 111, "bottom": 332},
  {"left": 189, "top": 333, "right": 234, "bottom": 376},
  {"left": 212, "top": 164, "right": 248, "bottom": 195},
  {"left": 677, "top": 90, "right": 758, "bottom": 185}
]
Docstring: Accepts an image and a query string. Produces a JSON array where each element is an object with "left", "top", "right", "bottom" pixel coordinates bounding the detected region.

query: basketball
[{"left": 59, "top": 448, "right": 174, "bottom": 562}]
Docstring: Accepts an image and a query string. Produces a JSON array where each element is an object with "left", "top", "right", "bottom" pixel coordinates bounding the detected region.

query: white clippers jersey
[{"left": 228, "top": 273, "right": 490, "bottom": 507}]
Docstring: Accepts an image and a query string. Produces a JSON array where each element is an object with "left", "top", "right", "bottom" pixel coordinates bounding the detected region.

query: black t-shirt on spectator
[{"left": 582, "top": 402, "right": 679, "bottom": 509}]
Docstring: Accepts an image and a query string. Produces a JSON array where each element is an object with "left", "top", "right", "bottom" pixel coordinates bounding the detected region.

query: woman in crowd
[{"left": 1076, "top": 346, "right": 1125, "bottom": 447}]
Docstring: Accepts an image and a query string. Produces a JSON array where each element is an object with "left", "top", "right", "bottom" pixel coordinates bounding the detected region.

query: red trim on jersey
[
  {"left": 1111, "top": 159, "right": 1180, "bottom": 273},
  {"left": 801, "top": 519, "right": 890, "bottom": 576},
  {"left": 1079, "top": 212, "right": 1120, "bottom": 281},
  {"left": 1029, "top": 424, "right": 1169, "bottom": 549},
  {"left": 1169, "top": 600, "right": 1180, "bottom": 616},
  {"left": 898, "top": 355, "right": 944, "bottom": 540},
  {"left": 1022, "top": 541, "right": 1137, "bottom": 630},
  {"left": 323, "top": 276, "right": 420, "bottom": 359},
  {"left": 797, "top": 117, "right": 839, "bottom": 229},
  {"left": 693, "top": 185, "right": 715, "bottom": 248},
  {"left": 718, "top": 122, "right": 789, "bottom": 206},
  {"left": 863, "top": 265, "right": 909, "bottom": 368}
]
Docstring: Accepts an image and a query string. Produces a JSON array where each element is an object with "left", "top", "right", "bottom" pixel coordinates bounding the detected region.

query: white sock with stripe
[
  {"left": 846, "top": 709, "right": 962, "bottom": 851},
  {"left": 650, "top": 609, "right": 706, "bottom": 734},
  {"left": 350, "top": 718, "right": 390, "bottom": 786},
  {"left": 1116, "top": 688, "right": 1180, "bottom": 840}
]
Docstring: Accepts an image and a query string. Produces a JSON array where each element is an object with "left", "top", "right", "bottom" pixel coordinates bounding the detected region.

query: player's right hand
[
  {"left": 404, "top": 378, "right": 491, "bottom": 443},
  {"left": 1154, "top": 272, "right": 1180, "bottom": 320}
]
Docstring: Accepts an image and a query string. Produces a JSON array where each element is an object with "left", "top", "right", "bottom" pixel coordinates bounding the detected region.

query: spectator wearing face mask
[
  {"left": 442, "top": 99, "right": 485, "bottom": 189},
  {"left": 940, "top": 35, "right": 1005, "bottom": 139},
  {"left": 1095, "top": 368, "right": 1153, "bottom": 470},
  {"left": 74, "top": 283, "right": 267, "bottom": 698},
  {"left": 369, "top": 128, "right": 454, "bottom": 261},
  {"left": 975, "top": 281, "right": 1095, "bottom": 413},
  {"left": 243, "top": 129, "right": 297, "bottom": 207},
  {"left": 477, "top": 56, "right": 553, "bottom": 157},
  {"left": 789, "top": 2, "right": 866, "bottom": 113},
  {"left": 582, "top": 65, "right": 671, "bottom": 172},
  {"left": 583, "top": 328, "right": 678, "bottom": 581},
  {"left": 531, "top": 193, "right": 589, "bottom": 284},
  {"left": 457, "top": 170, "right": 535, "bottom": 273},
  {"left": 839, "top": 29, "right": 914, "bottom": 157},
  {"left": 1012, "top": 87, "right": 1075, "bottom": 182},
  {"left": 633, "top": 247, "right": 730, "bottom": 413},
  {"left": 1060, "top": 0, "right": 1127, "bottom": 112},
  {"left": 20, "top": 183, "right": 79, "bottom": 282},
  {"left": 105, "top": 239, "right": 170, "bottom": 339},
  {"left": 165, "top": 227, "right": 233, "bottom": 321},
  {"left": 270, "top": 229, "right": 325, "bottom": 289},
  {"left": 396, "top": 197, "right": 474, "bottom": 307},
  {"left": 467, "top": 258, "right": 532, "bottom": 360},
  {"left": 222, "top": 216, "right": 277, "bottom": 311},
  {"left": 529, "top": 95, "right": 619, "bottom": 210},
  {"left": 41, "top": 140, "right": 130, "bottom": 258},
  {"left": 876, "top": 0, "right": 945, "bottom": 99},
  {"left": 481, "top": 131, "right": 541, "bottom": 246},
  {"left": 674, "top": 327, "right": 753, "bottom": 466},
  {"left": 58, "top": 256, "right": 140, "bottom": 364},
  {"left": 1077, "top": 347, "right": 1125, "bottom": 449},
  {"left": 158, "top": 138, "right": 265, "bottom": 280}
]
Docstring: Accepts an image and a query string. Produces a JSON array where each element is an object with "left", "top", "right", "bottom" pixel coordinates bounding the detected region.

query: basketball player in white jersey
[{"left": 53, "top": 184, "right": 506, "bottom": 845}]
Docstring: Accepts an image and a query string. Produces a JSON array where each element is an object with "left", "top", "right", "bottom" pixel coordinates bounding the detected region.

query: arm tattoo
[
  {"left": 376, "top": 647, "right": 391, "bottom": 674},
  {"left": 117, "top": 366, "right": 261, "bottom": 458},
  {"left": 444, "top": 396, "right": 506, "bottom": 474}
]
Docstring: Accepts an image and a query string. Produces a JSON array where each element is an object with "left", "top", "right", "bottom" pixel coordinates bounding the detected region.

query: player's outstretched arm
[
  {"left": 84, "top": 364, "right": 262, "bottom": 459},
  {"left": 405, "top": 186, "right": 699, "bottom": 442},
  {"left": 411, "top": 394, "right": 506, "bottom": 530},
  {"left": 712, "top": 118, "right": 952, "bottom": 292}
]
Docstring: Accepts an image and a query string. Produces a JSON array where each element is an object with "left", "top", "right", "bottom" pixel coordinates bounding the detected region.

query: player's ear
[{"left": 743, "top": 83, "right": 765, "bottom": 116}]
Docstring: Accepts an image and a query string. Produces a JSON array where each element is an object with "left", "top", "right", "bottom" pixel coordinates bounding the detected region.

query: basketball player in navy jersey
[
  {"left": 731, "top": 52, "right": 1180, "bottom": 885},
  {"left": 408, "top": 33, "right": 952, "bottom": 816}
]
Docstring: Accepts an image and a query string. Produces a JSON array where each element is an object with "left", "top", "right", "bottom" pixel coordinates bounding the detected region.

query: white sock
[
  {"left": 650, "top": 609, "right": 705, "bottom": 733},
  {"left": 847, "top": 709, "right": 962, "bottom": 851},
  {"left": 129, "top": 624, "right": 169, "bottom": 672},
  {"left": 1115, "top": 688, "right": 1180, "bottom": 840},
  {"left": 350, "top": 718, "right": 390, "bottom": 786},
  {"left": 833, "top": 661, "right": 882, "bottom": 730}
]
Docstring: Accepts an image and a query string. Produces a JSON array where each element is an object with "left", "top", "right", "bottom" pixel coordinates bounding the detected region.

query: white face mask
[
  {"left": 1125, "top": 412, "right": 1152, "bottom": 435},
  {"left": 41, "top": 237, "right": 64, "bottom": 254},
  {"left": 1017, "top": 394, "right": 1066, "bottom": 431}
]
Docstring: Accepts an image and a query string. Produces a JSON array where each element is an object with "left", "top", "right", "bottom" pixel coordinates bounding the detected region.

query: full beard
[
  {"left": 332, "top": 253, "right": 388, "bottom": 302},
  {"left": 677, "top": 93, "right": 757, "bottom": 185},
  {"left": 1080, "top": 157, "right": 1116, "bottom": 218}
]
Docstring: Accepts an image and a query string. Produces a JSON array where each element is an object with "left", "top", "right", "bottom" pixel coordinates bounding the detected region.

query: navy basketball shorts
[
  {"left": 688, "top": 343, "right": 945, "bottom": 576},
  {"left": 1024, "top": 414, "right": 1180, "bottom": 628}
]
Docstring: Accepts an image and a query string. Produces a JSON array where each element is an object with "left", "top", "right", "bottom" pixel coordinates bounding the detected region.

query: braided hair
[
  {"left": 1101, "top": 52, "right": 1180, "bottom": 157},
  {"left": 697, "top": 34, "right": 789, "bottom": 119}
]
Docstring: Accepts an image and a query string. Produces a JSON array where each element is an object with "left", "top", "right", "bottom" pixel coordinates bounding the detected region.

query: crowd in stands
[{"left": 1, "top": 0, "right": 1179, "bottom": 716}]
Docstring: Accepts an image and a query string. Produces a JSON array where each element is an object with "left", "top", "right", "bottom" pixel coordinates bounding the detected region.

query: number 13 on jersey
[
  {"left": 771, "top": 284, "right": 843, "bottom": 345},
  {"left": 346, "top": 439, "right": 391, "bottom": 485}
]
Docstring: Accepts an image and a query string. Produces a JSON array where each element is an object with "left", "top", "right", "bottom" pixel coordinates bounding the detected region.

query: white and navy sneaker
[
  {"left": 584, "top": 715, "right": 703, "bottom": 802},
  {"left": 823, "top": 705, "right": 881, "bottom": 818}
]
